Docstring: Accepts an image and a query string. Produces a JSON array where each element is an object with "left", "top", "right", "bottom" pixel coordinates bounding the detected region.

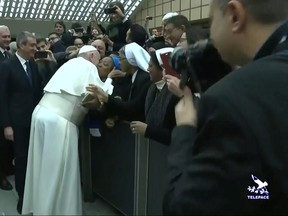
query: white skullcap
[
  {"left": 155, "top": 47, "right": 174, "bottom": 68},
  {"left": 78, "top": 45, "right": 97, "bottom": 55},
  {"left": 162, "top": 12, "right": 179, "bottom": 22},
  {"left": 124, "top": 42, "right": 150, "bottom": 72}
]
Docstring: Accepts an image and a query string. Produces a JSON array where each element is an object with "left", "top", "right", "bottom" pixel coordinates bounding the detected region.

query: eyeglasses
[{"left": 164, "top": 27, "right": 179, "bottom": 35}]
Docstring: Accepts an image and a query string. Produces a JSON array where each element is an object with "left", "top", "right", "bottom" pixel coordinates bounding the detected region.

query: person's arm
[
  {"left": 144, "top": 124, "right": 171, "bottom": 145},
  {"left": 106, "top": 83, "right": 149, "bottom": 121},
  {"left": 164, "top": 93, "right": 259, "bottom": 215},
  {"left": 144, "top": 17, "right": 151, "bottom": 37},
  {"left": 0, "top": 63, "right": 14, "bottom": 141}
]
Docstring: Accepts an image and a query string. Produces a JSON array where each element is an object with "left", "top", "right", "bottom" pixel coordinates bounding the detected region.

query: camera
[
  {"left": 104, "top": 6, "right": 117, "bottom": 14},
  {"left": 34, "top": 51, "right": 48, "bottom": 59},
  {"left": 68, "top": 27, "right": 85, "bottom": 34},
  {"left": 170, "top": 39, "right": 232, "bottom": 93}
]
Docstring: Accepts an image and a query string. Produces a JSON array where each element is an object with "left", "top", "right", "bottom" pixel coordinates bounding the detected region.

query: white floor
[{"left": 0, "top": 176, "right": 120, "bottom": 215}]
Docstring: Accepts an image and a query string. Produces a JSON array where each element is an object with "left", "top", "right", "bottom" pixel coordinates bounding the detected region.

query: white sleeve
[{"left": 103, "top": 78, "right": 114, "bottom": 95}]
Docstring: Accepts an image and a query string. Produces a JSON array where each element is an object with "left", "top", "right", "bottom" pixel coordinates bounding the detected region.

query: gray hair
[
  {"left": 0, "top": 25, "right": 9, "bottom": 32},
  {"left": 16, "top": 31, "right": 35, "bottom": 49}
]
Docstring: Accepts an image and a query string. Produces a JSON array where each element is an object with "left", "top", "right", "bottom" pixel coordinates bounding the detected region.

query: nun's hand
[
  {"left": 175, "top": 87, "right": 197, "bottom": 127},
  {"left": 86, "top": 84, "right": 109, "bottom": 103},
  {"left": 82, "top": 98, "right": 101, "bottom": 110},
  {"left": 130, "top": 121, "right": 147, "bottom": 135},
  {"left": 164, "top": 75, "right": 184, "bottom": 98},
  {"left": 108, "top": 68, "right": 126, "bottom": 78}
]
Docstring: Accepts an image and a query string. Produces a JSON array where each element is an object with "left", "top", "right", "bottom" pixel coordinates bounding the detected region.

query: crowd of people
[{"left": 0, "top": 0, "right": 288, "bottom": 215}]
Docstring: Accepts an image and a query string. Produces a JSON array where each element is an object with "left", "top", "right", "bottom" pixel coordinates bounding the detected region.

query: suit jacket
[
  {"left": 163, "top": 22, "right": 288, "bottom": 215},
  {"left": 0, "top": 55, "right": 43, "bottom": 128},
  {"left": 0, "top": 51, "right": 12, "bottom": 62},
  {"left": 106, "top": 69, "right": 151, "bottom": 122}
]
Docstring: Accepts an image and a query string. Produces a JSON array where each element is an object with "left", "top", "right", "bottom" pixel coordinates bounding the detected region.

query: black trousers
[
  {"left": 13, "top": 126, "right": 30, "bottom": 199},
  {"left": 0, "top": 128, "right": 14, "bottom": 180}
]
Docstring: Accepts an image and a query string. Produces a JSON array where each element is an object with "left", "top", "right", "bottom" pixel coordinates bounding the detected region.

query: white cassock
[{"left": 22, "top": 57, "right": 113, "bottom": 215}]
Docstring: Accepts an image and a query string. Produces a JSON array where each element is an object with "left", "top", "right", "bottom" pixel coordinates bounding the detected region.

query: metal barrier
[{"left": 81, "top": 121, "right": 168, "bottom": 215}]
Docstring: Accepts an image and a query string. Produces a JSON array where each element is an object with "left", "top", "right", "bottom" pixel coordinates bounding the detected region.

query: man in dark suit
[
  {"left": 102, "top": 1, "right": 132, "bottom": 51},
  {"left": 0, "top": 31, "right": 42, "bottom": 214},
  {"left": 163, "top": 0, "right": 288, "bottom": 215},
  {"left": 0, "top": 25, "right": 13, "bottom": 191}
]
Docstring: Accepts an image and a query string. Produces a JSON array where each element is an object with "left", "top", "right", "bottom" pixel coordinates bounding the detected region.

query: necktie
[
  {"left": 3, "top": 51, "right": 9, "bottom": 59},
  {"left": 25, "top": 61, "right": 33, "bottom": 86}
]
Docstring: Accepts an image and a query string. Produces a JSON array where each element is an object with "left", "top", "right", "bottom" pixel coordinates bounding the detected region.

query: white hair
[
  {"left": 78, "top": 50, "right": 100, "bottom": 59},
  {"left": 0, "top": 25, "right": 9, "bottom": 32}
]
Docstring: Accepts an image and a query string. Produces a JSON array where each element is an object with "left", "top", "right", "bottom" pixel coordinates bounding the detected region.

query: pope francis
[{"left": 22, "top": 45, "right": 113, "bottom": 215}]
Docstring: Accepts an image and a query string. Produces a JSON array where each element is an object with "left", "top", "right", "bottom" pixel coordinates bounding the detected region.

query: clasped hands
[{"left": 82, "top": 85, "right": 108, "bottom": 110}]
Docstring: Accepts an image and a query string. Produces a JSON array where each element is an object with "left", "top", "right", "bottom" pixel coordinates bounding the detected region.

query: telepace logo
[{"left": 247, "top": 175, "right": 269, "bottom": 200}]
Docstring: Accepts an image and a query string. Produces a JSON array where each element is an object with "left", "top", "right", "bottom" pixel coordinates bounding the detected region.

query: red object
[{"left": 160, "top": 52, "right": 180, "bottom": 78}]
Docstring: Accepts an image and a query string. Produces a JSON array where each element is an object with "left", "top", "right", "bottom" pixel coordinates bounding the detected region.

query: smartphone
[
  {"left": 34, "top": 51, "right": 48, "bottom": 59},
  {"left": 104, "top": 7, "right": 117, "bottom": 14},
  {"left": 160, "top": 52, "right": 180, "bottom": 78}
]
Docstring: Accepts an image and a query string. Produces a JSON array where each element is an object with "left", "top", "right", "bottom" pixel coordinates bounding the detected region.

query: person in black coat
[
  {"left": 0, "top": 25, "right": 13, "bottom": 191},
  {"left": 0, "top": 31, "right": 43, "bottom": 214},
  {"left": 130, "top": 49, "right": 179, "bottom": 145},
  {"left": 163, "top": 0, "right": 288, "bottom": 215},
  {"left": 102, "top": 1, "right": 132, "bottom": 51}
]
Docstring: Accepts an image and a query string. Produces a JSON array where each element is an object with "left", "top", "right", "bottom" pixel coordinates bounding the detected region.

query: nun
[
  {"left": 130, "top": 48, "right": 179, "bottom": 145},
  {"left": 86, "top": 42, "right": 151, "bottom": 122},
  {"left": 22, "top": 46, "right": 113, "bottom": 215}
]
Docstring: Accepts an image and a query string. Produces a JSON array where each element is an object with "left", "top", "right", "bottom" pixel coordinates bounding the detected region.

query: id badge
[{"left": 88, "top": 120, "right": 102, "bottom": 137}]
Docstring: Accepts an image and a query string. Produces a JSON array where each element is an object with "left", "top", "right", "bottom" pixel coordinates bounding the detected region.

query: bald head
[
  {"left": 0, "top": 25, "right": 11, "bottom": 49},
  {"left": 91, "top": 39, "right": 106, "bottom": 59}
]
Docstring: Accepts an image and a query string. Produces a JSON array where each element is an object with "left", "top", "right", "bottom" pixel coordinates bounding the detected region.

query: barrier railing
[{"left": 80, "top": 121, "right": 168, "bottom": 215}]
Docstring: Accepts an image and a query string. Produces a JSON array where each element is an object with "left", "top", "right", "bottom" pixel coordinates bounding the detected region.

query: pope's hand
[{"left": 175, "top": 86, "right": 197, "bottom": 127}]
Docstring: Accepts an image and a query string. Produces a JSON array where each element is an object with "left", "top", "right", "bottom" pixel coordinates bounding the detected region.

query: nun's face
[
  {"left": 119, "top": 52, "right": 130, "bottom": 73},
  {"left": 148, "top": 59, "right": 163, "bottom": 83},
  {"left": 98, "top": 57, "right": 114, "bottom": 78}
]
